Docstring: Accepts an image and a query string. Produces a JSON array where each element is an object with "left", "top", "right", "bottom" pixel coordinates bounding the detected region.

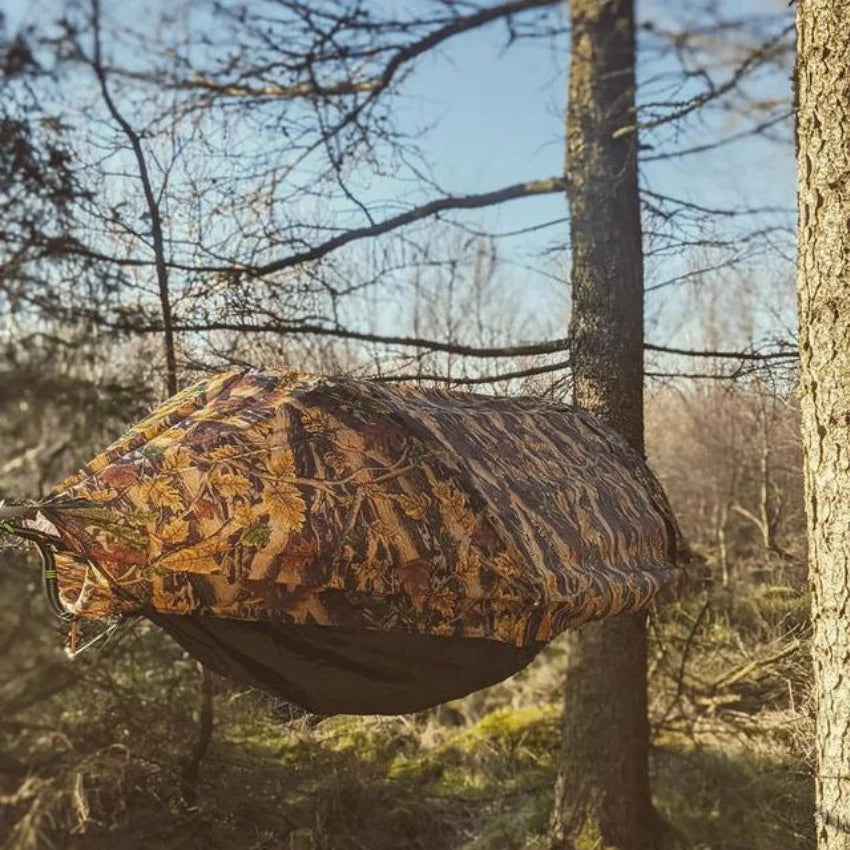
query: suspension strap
[{"left": 2, "top": 522, "right": 72, "bottom": 621}]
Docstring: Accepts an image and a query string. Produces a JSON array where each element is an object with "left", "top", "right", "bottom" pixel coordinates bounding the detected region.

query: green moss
[
  {"left": 454, "top": 705, "right": 561, "bottom": 752},
  {"left": 573, "top": 818, "right": 618, "bottom": 850}
]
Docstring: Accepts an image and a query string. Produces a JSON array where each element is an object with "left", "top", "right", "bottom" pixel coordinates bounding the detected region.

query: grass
[
  {"left": 654, "top": 736, "right": 812, "bottom": 850},
  {"left": 1, "top": 586, "right": 814, "bottom": 850}
]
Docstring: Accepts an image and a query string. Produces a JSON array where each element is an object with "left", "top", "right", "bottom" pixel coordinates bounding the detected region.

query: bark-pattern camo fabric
[{"left": 30, "top": 369, "right": 681, "bottom": 646}]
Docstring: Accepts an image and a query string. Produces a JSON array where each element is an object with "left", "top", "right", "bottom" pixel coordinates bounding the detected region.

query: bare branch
[
  {"left": 618, "top": 23, "right": 794, "bottom": 138},
  {"left": 372, "top": 358, "right": 571, "bottom": 385},
  {"left": 134, "top": 0, "right": 562, "bottom": 103},
  {"left": 39, "top": 177, "right": 568, "bottom": 279},
  {"left": 646, "top": 343, "right": 797, "bottom": 362},
  {"left": 642, "top": 189, "right": 792, "bottom": 219},
  {"left": 248, "top": 177, "right": 568, "bottom": 278},
  {"left": 91, "top": 0, "right": 177, "bottom": 394},
  {"left": 157, "top": 320, "right": 573, "bottom": 359}
]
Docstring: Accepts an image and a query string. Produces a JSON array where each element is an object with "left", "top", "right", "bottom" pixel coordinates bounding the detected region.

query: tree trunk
[
  {"left": 717, "top": 500, "right": 731, "bottom": 589},
  {"left": 548, "top": 1, "right": 657, "bottom": 848},
  {"left": 795, "top": 3, "right": 850, "bottom": 847}
]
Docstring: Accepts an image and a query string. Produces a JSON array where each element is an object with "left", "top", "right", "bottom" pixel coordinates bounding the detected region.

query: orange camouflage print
[{"left": 27, "top": 369, "right": 682, "bottom": 646}]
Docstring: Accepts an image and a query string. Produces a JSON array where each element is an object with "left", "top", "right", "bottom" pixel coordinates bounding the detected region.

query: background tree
[
  {"left": 795, "top": 1, "right": 850, "bottom": 846},
  {"left": 548, "top": 1, "right": 657, "bottom": 847},
  {"left": 0, "top": 2, "right": 815, "bottom": 847}
]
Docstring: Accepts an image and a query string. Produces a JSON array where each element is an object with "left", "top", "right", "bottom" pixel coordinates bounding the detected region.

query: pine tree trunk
[
  {"left": 795, "top": 3, "right": 850, "bottom": 847},
  {"left": 548, "top": 1, "right": 657, "bottom": 848}
]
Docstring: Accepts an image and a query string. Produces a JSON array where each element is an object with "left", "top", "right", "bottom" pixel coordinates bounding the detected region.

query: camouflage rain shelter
[{"left": 10, "top": 369, "right": 682, "bottom": 714}]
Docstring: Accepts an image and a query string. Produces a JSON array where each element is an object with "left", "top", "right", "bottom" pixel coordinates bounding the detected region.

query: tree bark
[
  {"left": 795, "top": 3, "right": 850, "bottom": 847},
  {"left": 548, "top": 1, "right": 657, "bottom": 848}
]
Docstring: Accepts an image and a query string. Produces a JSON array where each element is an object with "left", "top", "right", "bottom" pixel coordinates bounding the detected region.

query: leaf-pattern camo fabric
[{"left": 29, "top": 369, "right": 681, "bottom": 646}]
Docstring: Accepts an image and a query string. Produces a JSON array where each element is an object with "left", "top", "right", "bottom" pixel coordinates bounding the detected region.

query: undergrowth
[{"left": 0, "top": 579, "right": 813, "bottom": 850}]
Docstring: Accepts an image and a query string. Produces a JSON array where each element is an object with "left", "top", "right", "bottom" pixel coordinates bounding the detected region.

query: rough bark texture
[
  {"left": 795, "top": 3, "right": 850, "bottom": 847},
  {"left": 549, "top": 1, "right": 656, "bottom": 848}
]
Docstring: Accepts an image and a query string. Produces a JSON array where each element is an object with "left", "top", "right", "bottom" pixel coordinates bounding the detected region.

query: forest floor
[{"left": 0, "top": 583, "right": 813, "bottom": 850}]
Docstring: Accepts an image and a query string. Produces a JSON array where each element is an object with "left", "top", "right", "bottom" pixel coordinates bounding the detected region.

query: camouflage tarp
[
  {"left": 9, "top": 368, "right": 684, "bottom": 713},
  {"left": 27, "top": 368, "right": 680, "bottom": 638}
]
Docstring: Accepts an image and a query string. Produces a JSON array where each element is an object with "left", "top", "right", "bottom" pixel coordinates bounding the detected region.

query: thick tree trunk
[
  {"left": 548, "top": 1, "right": 657, "bottom": 848},
  {"left": 795, "top": 3, "right": 850, "bottom": 847}
]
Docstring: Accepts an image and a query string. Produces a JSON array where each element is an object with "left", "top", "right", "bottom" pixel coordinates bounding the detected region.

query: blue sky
[
  {"left": 386, "top": 0, "right": 796, "bottom": 354},
  {"left": 4, "top": 0, "right": 797, "bottom": 359}
]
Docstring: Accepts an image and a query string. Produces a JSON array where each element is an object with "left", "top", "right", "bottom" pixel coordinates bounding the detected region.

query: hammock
[{"left": 2, "top": 369, "right": 683, "bottom": 714}]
